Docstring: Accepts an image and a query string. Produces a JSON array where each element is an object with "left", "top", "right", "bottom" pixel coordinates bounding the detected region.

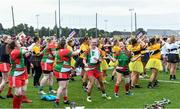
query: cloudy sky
[{"left": 0, "top": 0, "right": 180, "bottom": 31}]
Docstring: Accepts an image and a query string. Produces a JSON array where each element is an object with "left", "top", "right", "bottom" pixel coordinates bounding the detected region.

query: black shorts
[
  {"left": 57, "top": 78, "right": 69, "bottom": 81},
  {"left": 0, "top": 72, "right": 2, "bottom": 77},
  {"left": 167, "top": 54, "right": 179, "bottom": 63},
  {"left": 75, "top": 58, "right": 84, "bottom": 68},
  {"left": 116, "top": 69, "right": 129, "bottom": 76},
  {"left": 43, "top": 70, "right": 53, "bottom": 74}
]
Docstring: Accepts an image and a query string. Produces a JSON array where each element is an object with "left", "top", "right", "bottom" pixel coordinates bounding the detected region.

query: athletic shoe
[
  {"left": 135, "top": 84, "right": 142, "bottom": 88},
  {"left": 139, "top": 75, "right": 144, "bottom": 79},
  {"left": 87, "top": 96, "right": 92, "bottom": 102},
  {"left": 126, "top": 92, "right": 134, "bottom": 96},
  {"left": 102, "top": 94, "right": 111, "bottom": 100},
  {"left": 64, "top": 100, "right": 71, "bottom": 105},
  {"left": 0, "top": 95, "right": 5, "bottom": 99},
  {"left": 173, "top": 75, "right": 176, "bottom": 80},
  {"left": 114, "top": 93, "right": 119, "bottom": 98},
  {"left": 39, "top": 90, "right": 47, "bottom": 95},
  {"left": 147, "top": 83, "right": 154, "bottom": 89},
  {"left": 170, "top": 78, "right": 175, "bottom": 81},
  {"left": 154, "top": 80, "right": 159, "bottom": 87},
  {"left": 49, "top": 90, "right": 57, "bottom": 94},
  {"left": 170, "top": 75, "right": 174, "bottom": 80}
]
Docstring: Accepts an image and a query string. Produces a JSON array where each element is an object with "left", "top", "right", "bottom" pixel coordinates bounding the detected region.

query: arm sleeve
[{"left": 11, "top": 50, "right": 20, "bottom": 64}]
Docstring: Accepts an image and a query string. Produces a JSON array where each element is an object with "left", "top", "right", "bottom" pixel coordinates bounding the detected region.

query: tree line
[
  {"left": 0, "top": 23, "right": 112, "bottom": 37},
  {"left": 0, "top": 23, "right": 146, "bottom": 38}
]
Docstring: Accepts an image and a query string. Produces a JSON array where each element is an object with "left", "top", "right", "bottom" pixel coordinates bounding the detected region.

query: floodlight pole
[
  {"left": 96, "top": 13, "right": 98, "bottom": 37},
  {"left": 58, "top": 0, "right": 62, "bottom": 37},
  {"left": 11, "top": 6, "right": 16, "bottom": 35},
  {"left": 129, "top": 8, "right": 134, "bottom": 36}
]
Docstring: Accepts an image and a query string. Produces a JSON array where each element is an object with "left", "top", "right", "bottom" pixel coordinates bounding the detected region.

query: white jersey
[
  {"left": 90, "top": 47, "right": 100, "bottom": 64},
  {"left": 166, "top": 42, "right": 180, "bottom": 54},
  {"left": 161, "top": 43, "right": 168, "bottom": 55},
  {"left": 27, "top": 43, "right": 35, "bottom": 51}
]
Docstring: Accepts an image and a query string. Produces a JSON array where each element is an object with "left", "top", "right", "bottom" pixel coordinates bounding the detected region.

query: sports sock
[
  {"left": 63, "top": 96, "right": 68, "bottom": 102},
  {"left": 13, "top": 95, "right": 22, "bottom": 109},
  {"left": 114, "top": 84, "right": 119, "bottom": 93},
  {"left": 125, "top": 83, "right": 130, "bottom": 93}
]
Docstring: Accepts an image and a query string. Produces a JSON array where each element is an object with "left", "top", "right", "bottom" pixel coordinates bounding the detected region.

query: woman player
[
  {"left": 128, "top": 38, "right": 145, "bottom": 88},
  {"left": 8, "top": 40, "right": 31, "bottom": 109},
  {"left": 145, "top": 37, "right": 163, "bottom": 88},
  {"left": 166, "top": 36, "right": 180, "bottom": 80},
  {"left": 53, "top": 38, "right": 80, "bottom": 106},
  {"left": 112, "top": 41, "right": 133, "bottom": 97},
  {"left": 0, "top": 35, "right": 13, "bottom": 99},
  {"left": 39, "top": 36, "right": 57, "bottom": 95},
  {"left": 83, "top": 38, "right": 111, "bottom": 102}
]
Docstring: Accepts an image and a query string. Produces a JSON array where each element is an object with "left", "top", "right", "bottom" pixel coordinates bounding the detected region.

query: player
[
  {"left": 0, "top": 35, "right": 13, "bottom": 99},
  {"left": 39, "top": 36, "right": 57, "bottom": 94},
  {"left": 54, "top": 38, "right": 80, "bottom": 106},
  {"left": 145, "top": 37, "right": 163, "bottom": 88},
  {"left": 112, "top": 42, "right": 133, "bottom": 97},
  {"left": 128, "top": 38, "right": 145, "bottom": 88},
  {"left": 8, "top": 40, "right": 31, "bottom": 109},
  {"left": 83, "top": 38, "right": 111, "bottom": 102}
]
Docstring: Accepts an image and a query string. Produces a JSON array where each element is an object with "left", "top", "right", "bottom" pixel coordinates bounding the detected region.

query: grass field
[{"left": 1, "top": 69, "right": 180, "bottom": 108}]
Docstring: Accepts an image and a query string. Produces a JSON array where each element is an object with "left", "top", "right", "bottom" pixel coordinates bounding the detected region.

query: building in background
[{"left": 147, "top": 29, "right": 180, "bottom": 37}]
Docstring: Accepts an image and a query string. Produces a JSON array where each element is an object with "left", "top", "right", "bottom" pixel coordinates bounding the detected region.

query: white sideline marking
[{"left": 142, "top": 79, "right": 180, "bottom": 84}]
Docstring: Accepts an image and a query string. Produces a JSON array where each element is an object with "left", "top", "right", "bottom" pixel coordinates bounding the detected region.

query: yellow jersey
[
  {"left": 129, "top": 44, "right": 141, "bottom": 61},
  {"left": 147, "top": 44, "right": 161, "bottom": 59},
  {"left": 32, "top": 44, "right": 40, "bottom": 55},
  {"left": 80, "top": 43, "right": 89, "bottom": 58}
]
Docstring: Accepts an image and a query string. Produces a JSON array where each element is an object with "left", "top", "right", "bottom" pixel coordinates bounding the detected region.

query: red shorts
[
  {"left": 41, "top": 62, "right": 53, "bottom": 71},
  {"left": 9, "top": 73, "right": 26, "bottom": 88},
  {"left": 87, "top": 69, "right": 102, "bottom": 79},
  {"left": 53, "top": 71, "right": 70, "bottom": 80},
  {"left": 0, "top": 63, "right": 11, "bottom": 73}
]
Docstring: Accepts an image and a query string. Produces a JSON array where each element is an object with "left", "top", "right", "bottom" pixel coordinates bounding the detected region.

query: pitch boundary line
[{"left": 142, "top": 79, "right": 180, "bottom": 84}]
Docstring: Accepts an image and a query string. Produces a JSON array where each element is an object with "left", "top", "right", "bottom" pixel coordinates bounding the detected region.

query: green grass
[{"left": 1, "top": 70, "right": 180, "bottom": 108}]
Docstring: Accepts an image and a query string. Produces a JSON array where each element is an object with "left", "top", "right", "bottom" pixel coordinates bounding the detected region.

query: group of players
[{"left": 0, "top": 34, "right": 179, "bottom": 109}]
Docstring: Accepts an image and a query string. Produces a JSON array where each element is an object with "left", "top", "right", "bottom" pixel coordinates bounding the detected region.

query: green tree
[
  {"left": 62, "top": 27, "right": 70, "bottom": 37},
  {"left": 29, "top": 26, "right": 35, "bottom": 37},
  {"left": 40, "top": 26, "right": 48, "bottom": 36}
]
